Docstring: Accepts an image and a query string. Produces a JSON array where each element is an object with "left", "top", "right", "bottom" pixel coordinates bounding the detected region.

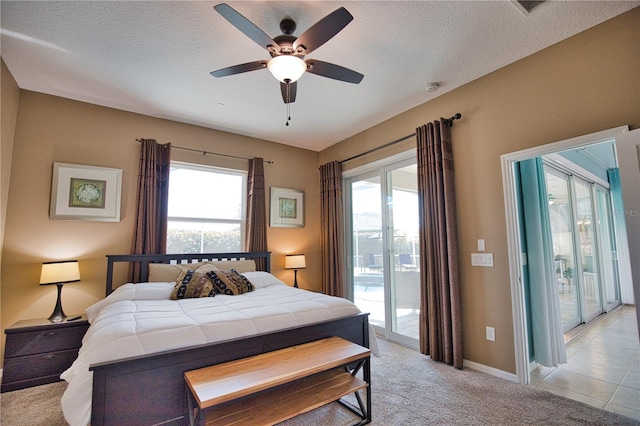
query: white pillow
[{"left": 241, "top": 271, "right": 287, "bottom": 289}]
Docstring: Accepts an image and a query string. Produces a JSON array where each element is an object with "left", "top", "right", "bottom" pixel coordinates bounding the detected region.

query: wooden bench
[{"left": 184, "top": 336, "right": 371, "bottom": 426}]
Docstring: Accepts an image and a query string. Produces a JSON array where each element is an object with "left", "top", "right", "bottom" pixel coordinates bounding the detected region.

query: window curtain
[
  {"left": 518, "top": 157, "right": 567, "bottom": 367},
  {"left": 416, "top": 120, "right": 463, "bottom": 368},
  {"left": 246, "top": 157, "right": 268, "bottom": 271},
  {"left": 129, "top": 139, "right": 171, "bottom": 282},
  {"left": 320, "top": 161, "right": 345, "bottom": 297},
  {"left": 607, "top": 168, "right": 635, "bottom": 304}
]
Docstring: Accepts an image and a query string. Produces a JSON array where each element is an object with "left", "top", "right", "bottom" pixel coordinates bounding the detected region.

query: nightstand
[{"left": 1, "top": 315, "right": 89, "bottom": 392}]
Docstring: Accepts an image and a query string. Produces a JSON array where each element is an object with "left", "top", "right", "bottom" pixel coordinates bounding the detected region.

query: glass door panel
[
  {"left": 545, "top": 169, "right": 580, "bottom": 331},
  {"left": 596, "top": 187, "right": 621, "bottom": 310},
  {"left": 388, "top": 166, "right": 420, "bottom": 342},
  {"left": 350, "top": 176, "right": 385, "bottom": 330},
  {"left": 573, "top": 179, "right": 602, "bottom": 322},
  {"left": 545, "top": 166, "right": 619, "bottom": 332},
  {"left": 347, "top": 159, "right": 419, "bottom": 348}
]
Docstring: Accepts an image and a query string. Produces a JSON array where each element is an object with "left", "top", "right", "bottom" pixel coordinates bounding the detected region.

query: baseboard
[
  {"left": 529, "top": 360, "right": 539, "bottom": 373},
  {"left": 463, "top": 359, "right": 519, "bottom": 383}
]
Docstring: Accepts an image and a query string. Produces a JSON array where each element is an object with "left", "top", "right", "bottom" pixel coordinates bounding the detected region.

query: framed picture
[
  {"left": 270, "top": 187, "right": 304, "bottom": 227},
  {"left": 50, "top": 162, "right": 122, "bottom": 222}
]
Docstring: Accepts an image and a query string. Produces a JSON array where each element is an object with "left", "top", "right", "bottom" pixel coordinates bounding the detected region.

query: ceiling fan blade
[
  {"left": 214, "top": 3, "right": 279, "bottom": 51},
  {"left": 292, "top": 7, "right": 353, "bottom": 56},
  {"left": 210, "top": 60, "right": 268, "bottom": 77},
  {"left": 280, "top": 81, "right": 297, "bottom": 104},
  {"left": 305, "top": 60, "right": 364, "bottom": 84}
]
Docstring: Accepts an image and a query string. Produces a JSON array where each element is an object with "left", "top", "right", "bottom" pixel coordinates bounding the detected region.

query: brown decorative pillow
[
  {"left": 207, "top": 267, "right": 254, "bottom": 296},
  {"left": 170, "top": 265, "right": 216, "bottom": 300}
]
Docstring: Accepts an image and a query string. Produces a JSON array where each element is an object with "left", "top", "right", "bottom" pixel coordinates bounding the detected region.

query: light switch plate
[{"left": 471, "top": 253, "right": 494, "bottom": 267}]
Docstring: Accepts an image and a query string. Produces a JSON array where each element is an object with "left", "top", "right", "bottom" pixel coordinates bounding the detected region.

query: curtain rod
[
  {"left": 340, "top": 113, "right": 462, "bottom": 164},
  {"left": 135, "top": 139, "right": 274, "bottom": 164}
]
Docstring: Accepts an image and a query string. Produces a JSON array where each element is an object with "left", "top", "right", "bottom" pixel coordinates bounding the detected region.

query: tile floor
[{"left": 531, "top": 305, "right": 640, "bottom": 421}]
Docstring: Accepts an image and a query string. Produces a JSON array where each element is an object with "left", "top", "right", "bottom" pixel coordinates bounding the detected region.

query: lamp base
[
  {"left": 293, "top": 270, "right": 299, "bottom": 288},
  {"left": 48, "top": 283, "right": 67, "bottom": 323}
]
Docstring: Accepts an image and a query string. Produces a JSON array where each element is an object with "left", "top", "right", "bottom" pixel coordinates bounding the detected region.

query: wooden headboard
[{"left": 105, "top": 251, "right": 271, "bottom": 296}]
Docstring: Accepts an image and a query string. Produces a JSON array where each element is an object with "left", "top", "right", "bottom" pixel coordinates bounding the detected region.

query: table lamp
[
  {"left": 40, "top": 260, "right": 80, "bottom": 322},
  {"left": 285, "top": 254, "right": 306, "bottom": 288}
]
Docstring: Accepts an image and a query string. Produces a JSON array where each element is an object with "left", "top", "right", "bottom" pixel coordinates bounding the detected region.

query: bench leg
[
  {"left": 336, "top": 357, "right": 372, "bottom": 425},
  {"left": 185, "top": 387, "right": 204, "bottom": 426}
]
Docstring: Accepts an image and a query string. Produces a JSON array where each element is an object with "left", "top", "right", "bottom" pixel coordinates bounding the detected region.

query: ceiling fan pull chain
[
  {"left": 286, "top": 103, "right": 291, "bottom": 126},
  {"left": 286, "top": 84, "right": 292, "bottom": 126}
]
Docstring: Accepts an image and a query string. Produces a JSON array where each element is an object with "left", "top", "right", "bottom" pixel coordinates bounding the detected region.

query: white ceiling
[{"left": 1, "top": 1, "right": 638, "bottom": 151}]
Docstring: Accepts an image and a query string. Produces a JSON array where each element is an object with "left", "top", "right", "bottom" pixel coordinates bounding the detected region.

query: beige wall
[
  {"left": 321, "top": 8, "right": 640, "bottom": 373},
  {"left": 1, "top": 60, "right": 19, "bottom": 240},
  {"left": 1, "top": 91, "right": 322, "bottom": 361},
  {"left": 1, "top": 8, "right": 638, "bottom": 373},
  {"left": 1, "top": 59, "right": 21, "bottom": 338}
]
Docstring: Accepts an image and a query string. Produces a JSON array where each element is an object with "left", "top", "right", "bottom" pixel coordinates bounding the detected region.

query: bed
[{"left": 60, "top": 252, "right": 371, "bottom": 426}]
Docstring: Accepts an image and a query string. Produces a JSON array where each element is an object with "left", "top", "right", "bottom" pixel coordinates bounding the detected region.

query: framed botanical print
[
  {"left": 270, "top": 187, "right": 304, "bottom": 227},
  {"left": 50, "top": 162, "right": 122, "bottom": 221}
]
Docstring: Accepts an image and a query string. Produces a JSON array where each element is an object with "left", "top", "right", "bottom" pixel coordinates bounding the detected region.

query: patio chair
[
  {"left": 399, "top": 253, "right": 418, "bottom": 271},
  {"left": 362, "top": 253, "right": 382, "bottom": 273}
]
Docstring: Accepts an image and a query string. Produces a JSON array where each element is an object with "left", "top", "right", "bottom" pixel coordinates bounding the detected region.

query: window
[{"left": 167, "top": 162, "right": 246, "bottom": 253}]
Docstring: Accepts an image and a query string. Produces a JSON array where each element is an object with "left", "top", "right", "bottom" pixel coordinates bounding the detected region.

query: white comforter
[{"left": 60, "top": 272, "right": 365, "bottom": 426}]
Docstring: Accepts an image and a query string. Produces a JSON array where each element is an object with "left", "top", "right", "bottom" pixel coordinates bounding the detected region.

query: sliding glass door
[
  {"left": 573, "top": 178, "right": 602, "bottom": 323},
  {"left": 388, "top": 166, "right": 420, "bottom": 343},
  {"left": 595, "top": 186, "right": 621, "bottom": 312},
  {"left": 546, "top": 170, "right": 580, "bottom": 330},
  {"left": 349, "top": 173, "right": 385, "bottom": 329},
  {"left": 544, "top": 164, "right": 621, "bottom": 332},
  {"left": 346, "top": 158, "right": 419, "bottom": 348}
]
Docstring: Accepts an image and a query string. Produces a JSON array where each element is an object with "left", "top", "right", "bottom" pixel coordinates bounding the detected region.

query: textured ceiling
[{"left": 1, "top": 1, "right": 638, "bottom": 151}]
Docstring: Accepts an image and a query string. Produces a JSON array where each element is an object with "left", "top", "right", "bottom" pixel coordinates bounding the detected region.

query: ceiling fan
[{"left": 210, "top": 3, "right": 364, "bottom": 105}]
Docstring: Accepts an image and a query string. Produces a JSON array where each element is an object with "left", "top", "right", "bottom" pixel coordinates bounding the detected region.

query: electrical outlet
[{"left": 486, "top": 326, "right": 496, "bottom": 341}]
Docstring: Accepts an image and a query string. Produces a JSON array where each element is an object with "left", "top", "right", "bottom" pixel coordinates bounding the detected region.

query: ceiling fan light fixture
[{"left": 267, "top": 55, "right": 306, "bottom": 83}]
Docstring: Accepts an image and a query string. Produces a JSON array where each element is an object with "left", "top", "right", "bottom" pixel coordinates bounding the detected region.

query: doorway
[
  {"left": 345, "top": 155, "right": 420, "bottom": 349},
  {"left": 501, "top": 125, "right": 635, "bottom": 384}
]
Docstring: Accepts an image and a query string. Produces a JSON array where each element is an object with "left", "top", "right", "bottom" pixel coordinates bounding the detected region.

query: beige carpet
[{"left": 2, "top": 338, "right": 638, "bottom": 425}]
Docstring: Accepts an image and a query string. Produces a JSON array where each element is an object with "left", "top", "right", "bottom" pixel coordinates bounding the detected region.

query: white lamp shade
[
  {"left": 267, "top": 56, "right": 307, "bottom": 83},
  {"left": 40, "top": 260, "right": 81, "bottom": 285},
  {"left": 285, "top": 254, "right": 306, "bottom": 270}
]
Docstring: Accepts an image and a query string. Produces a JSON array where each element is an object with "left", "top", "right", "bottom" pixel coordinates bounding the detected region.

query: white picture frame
[
  {"left": 50, "top": 162, "right": 122, "bottom": 222},
  {"left": 270, "top": 187, "right": 304, "bottom": 228}
]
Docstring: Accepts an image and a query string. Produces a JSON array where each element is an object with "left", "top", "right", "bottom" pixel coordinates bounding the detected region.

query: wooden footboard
[{"left": 90, "top": 313, "right": 369, "bottom": 426}]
